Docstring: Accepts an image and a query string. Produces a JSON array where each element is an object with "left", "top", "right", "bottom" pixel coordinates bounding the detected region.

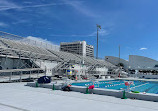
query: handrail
[{"left": 0, "top": 68, "right": 42, "bottom": 73}]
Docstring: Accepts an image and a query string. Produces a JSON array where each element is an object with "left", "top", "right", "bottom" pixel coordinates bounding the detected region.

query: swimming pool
[{"left": 71, "top": 80, "right": 158, "bottom": 94}]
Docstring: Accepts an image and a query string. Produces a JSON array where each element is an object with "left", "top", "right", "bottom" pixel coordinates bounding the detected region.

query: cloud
[
  {"left": 0, "top": 1, "right": 20, "bottom": 11},
  {"left": 62, "top": 0, "right": 96, "bottom": 17},
  {"left": 19, "top": 3, "right": 69, "bottom": 9},
  {"left": 23, "top": 2, "right": 33, "bottom": 4},
  {"left": 89, "top": 29, "right": 110, "bottom": 37},
  {"left": 139, "top": 48, "right": 147, "bottom": 50},
  {"left": 12, "top": 20, "right": 28, "bottom": 25},
  {"left": 0, "top": 22, "right": 8, "bottom": 27},
  {"left": 0, "top": 1, "right": 70, "bottom": 11},
  {"left": 22, "top": 36, "right": 60, "bottom": 51},
  {"left": 50, "top": 34, "right": 94, "bottom": 37},
  {"left": 50, "top": 29, "right": 110, "bottom": 38}
]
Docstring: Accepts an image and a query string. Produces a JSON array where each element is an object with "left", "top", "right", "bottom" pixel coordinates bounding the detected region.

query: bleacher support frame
[{"left": 0, "top": 31, "right": 118, "bottom": 82}]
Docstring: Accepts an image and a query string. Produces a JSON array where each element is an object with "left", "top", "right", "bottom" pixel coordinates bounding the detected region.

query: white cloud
[
  {"left": 12, "top": 20, "right": 28, "bottom": 25},
  {"left": 23, "top": 2, "right": 33, "bottom": 4},
  {"left": 0, "top": 1, "right": 70, "bottom": 11},
  {"left": 139, "top": 48, "right": 147, "bottom": 50},
  {"left": 0, "top": 22, "right": 8, "bottom": 27},
  {"left": 0, "top": 1, "right": 20, "bottom": 11},
  {"left": 22, "top": 36, "right": 60, "bottom": 51},
  {"left": 50, "top": 29, "right": 110, "bottom": 38},
  {"left": 50, "top": 34, "right": 93, "bottom": 37},
  {"left": 63, "top": 0, "right": 96, "bottom": 17},
  {"left": 18, "top": 3, "right": 69, "bottom": 9},
  {"left": 89, "top": 29, "right": 110, "bottom": 37}
]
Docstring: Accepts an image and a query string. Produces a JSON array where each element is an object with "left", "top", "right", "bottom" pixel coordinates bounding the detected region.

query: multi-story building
[{"left": 60, "top": 41, "right": 94, "bottom": 57}]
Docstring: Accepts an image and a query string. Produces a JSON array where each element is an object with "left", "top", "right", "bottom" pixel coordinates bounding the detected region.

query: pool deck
[{"left": 1, "top": 82, "right": 158, "bottom": 111}]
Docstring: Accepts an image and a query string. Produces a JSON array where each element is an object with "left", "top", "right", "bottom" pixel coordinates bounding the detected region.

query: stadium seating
[
  {"left": 0, "top": 38, "right": 114, "bottom": 67},
  {"left": 0, "top": 38, "right": 61, "bottom": 61},
  {"left": 0, "top": 37, "right": 115, "bottom": 68},
  {"left": 0, "top": 31, "right": 118, "bottom": 82},
  {"left": 48, "top": 49, "right": 81, "bottom": 63}
]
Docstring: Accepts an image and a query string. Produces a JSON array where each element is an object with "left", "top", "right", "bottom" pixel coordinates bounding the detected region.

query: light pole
[
  {"left": 96, "top": 24, "right": 101, "bottom": 59},
  {"left": 119, "top": 45, "right": 120, "bottom": 66},
  {"left": 118, "top": 45, "right": 121, "bottom": 77}
]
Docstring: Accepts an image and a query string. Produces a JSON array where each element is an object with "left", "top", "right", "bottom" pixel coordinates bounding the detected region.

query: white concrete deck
[{"left": 0, "top": 83, "right": 158, "bottom": 111}]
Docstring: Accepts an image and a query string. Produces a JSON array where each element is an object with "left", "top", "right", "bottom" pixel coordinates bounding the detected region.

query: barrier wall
[
  {"left": 26, "top": 82, "right": 158, "bottom": 102},
  {"left": 26, "top": 82, "right": 62, "bottom": 90},
  {"left": 70, "top": 86, "right": 158, "bottom": 102}
]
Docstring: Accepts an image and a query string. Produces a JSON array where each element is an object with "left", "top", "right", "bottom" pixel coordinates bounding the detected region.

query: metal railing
[
  {"left": 0, "top": 68, "right": 44, "bottom": 82},
  {"left": 0, "top": 31, "right": 59, "bottom": 51}
]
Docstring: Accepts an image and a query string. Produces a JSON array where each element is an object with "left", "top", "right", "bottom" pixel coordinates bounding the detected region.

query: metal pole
[
  {"left": 20, "top": 71, "right": 22, "bottom": 82},
  {"left": 45, "top": 66, "right": 47, "bottom": 76},
  {"left": 37, "top": 69, "right": 39, "bottom": 78},
  {"left": 41, "top": 42, "right": 42, "bottom": 48},
  {"left": 119, "top": 45, "right": 120, "bottom": 65},
  {"left": 96, "top": 27, "right": 98, "bottom": 59},
  {"left": 118, "top": 45, "right": 121, "bottom": 77},
  {"left": 9, "top": 72, "right": 12, "bottom": 81},
  {"left": 29, "top": 71, "right": 31, "bottom": 79}
]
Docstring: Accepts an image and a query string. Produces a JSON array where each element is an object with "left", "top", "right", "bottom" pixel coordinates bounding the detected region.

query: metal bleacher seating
[
  {"left": 49, "top": 49, "right": 115, "bottom": 68},
  {"left": 48, "top": 49, "right": 82, "bottom": 63},
  {"left": 0, "top": 37, "right": 115, "bottom": 68},
  {"left": 0, "top": 38, "right": 61, "bottom": 61}
]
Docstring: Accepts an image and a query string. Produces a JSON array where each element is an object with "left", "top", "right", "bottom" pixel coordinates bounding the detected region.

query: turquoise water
[{"left": 71, "top": 80, "right": 158, "bottom": 94}]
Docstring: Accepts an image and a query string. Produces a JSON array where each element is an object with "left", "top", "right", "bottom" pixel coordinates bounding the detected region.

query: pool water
[{"left": 71, "top": 80, "right": 158, "bottom": 94}]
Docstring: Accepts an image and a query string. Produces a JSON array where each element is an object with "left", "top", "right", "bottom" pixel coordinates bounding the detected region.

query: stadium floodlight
[
  {"left": 97, "top": 24, "right": 101, "bottom": 29},
  {"left": 96, "top": 24, "right": 101, "bottom": 59}
]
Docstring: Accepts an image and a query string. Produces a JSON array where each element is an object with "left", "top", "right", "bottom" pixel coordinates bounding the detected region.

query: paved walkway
[{"left": 0, "top": 83, "right": 158, "bottom": 111}]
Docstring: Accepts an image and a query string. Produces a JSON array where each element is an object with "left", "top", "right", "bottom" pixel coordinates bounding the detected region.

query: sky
[{"left": 0, "top": 0, "right": 158, "bottom": 60}]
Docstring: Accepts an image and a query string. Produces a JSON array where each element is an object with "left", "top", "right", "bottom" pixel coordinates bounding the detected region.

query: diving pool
[{"left": 71, "top": 80, "right": 158, "bottom": 94}]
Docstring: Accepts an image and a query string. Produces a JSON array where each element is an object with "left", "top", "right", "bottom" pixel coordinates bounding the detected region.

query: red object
[
  {"left": 88, "top": 85, "right": 94, "bottom": 89},
  {"left": 68, "top": 84, "right": 71, "bottom": 87},
  {"left": 125, "top": 82, "right": 129, "bottom": 86},
  {"left": 118, "top": 73, "right": 120, "bottom": 78}
]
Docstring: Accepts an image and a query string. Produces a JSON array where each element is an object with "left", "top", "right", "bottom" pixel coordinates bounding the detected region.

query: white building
[
  {"left": 129, "top": 55, "right": 158, "bottom": 70},
  {"left": 60, "top": 41, "right": 94, "bottom": 57},
  {"left": 105, "top": 56, "right": 129, "bottom": 69},
  {"left": 105, "top": 55, "right": 158, "bottom": 70},
  {"left": 105, "top": 55, "right": 158, "bottom": 78}
]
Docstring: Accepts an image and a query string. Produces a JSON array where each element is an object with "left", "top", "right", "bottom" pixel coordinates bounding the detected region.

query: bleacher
[
  {"left": 0, "top": 31, "right": 117, "bottom": 80},
  {"left": 0, "top": 38, "right": 61, "bottom": 61},
  {"left": 0, "top": 37, "right": 115, "bottom": 68},
  {"left": 1, "top": 38, "right": 52, "bottom": 55},
  {"left": 50, "top": 49, "right": 115, "bottom": 67},
  {"left": 48, "top": 49, "right": 81, "bottom": 63},
  {"left": 0, "top": 48, "right": 17, "bottom": 57}
]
